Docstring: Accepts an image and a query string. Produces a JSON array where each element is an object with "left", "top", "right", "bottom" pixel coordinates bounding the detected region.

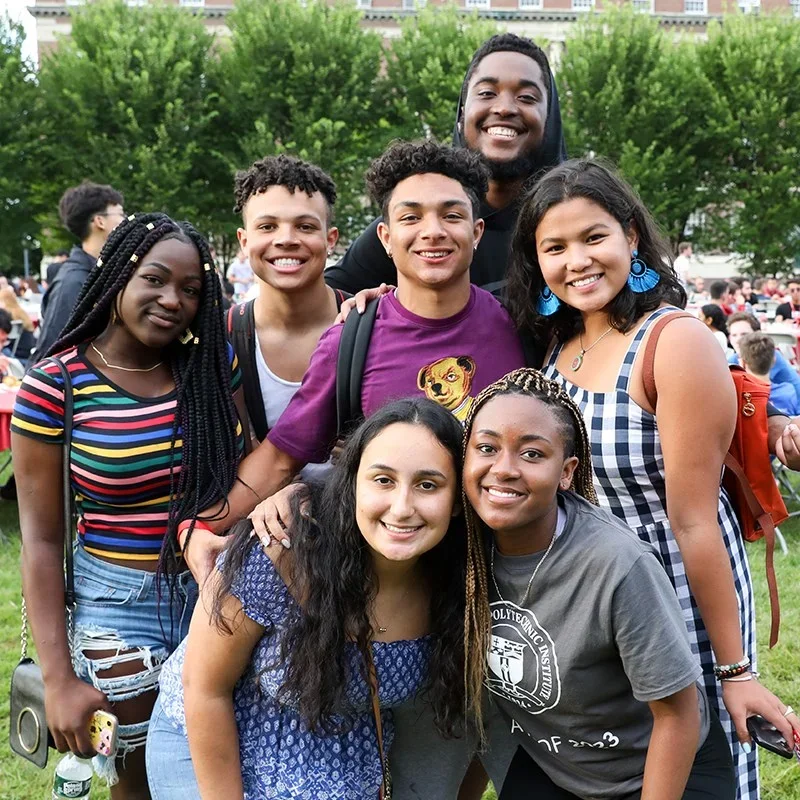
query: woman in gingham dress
[{"left": 506, "top": 160, "right": 799, "bottom": 800}]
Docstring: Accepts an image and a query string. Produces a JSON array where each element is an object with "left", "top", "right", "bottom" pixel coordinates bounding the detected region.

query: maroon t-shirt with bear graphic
[{"left": 267, "top": 285, "right": 525, "bottom": 464}]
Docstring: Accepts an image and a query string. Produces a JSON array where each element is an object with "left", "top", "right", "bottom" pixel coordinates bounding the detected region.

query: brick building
[{"left": 29, "top": 0, "right": 800, "bottom": 61}]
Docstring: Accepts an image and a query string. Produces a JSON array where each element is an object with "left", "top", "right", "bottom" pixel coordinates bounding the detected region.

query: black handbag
[{"left": 9, "top": 358, "right": 76, "bottom": 768}]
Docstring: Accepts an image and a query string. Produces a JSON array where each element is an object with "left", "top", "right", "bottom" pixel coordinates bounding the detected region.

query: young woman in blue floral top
[{"left": 146, "top": 398, "right": 479, "bottom": 799}]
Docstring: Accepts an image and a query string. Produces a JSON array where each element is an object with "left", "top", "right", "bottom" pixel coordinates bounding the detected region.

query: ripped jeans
[{"left": 71, "top": 545, "right": 197, "bottom": 778}]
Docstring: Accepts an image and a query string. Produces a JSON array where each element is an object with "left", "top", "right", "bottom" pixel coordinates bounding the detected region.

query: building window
[
  {"left": 684, "top": 0, "right": 707, "bottom": 12},
  {"left": 126, "top": 0, "right": 148, "bottom": 6},
  {"left": 179, "top": 0, "right": 205, "bottom": 6},
  {"left": 519, "top": 0, "right": 544, "bottom": 8},
  {"left": 466, "top": 0, "right": 491, "bottom": 8},
  {"left": 631, "top": 0, "right": 653, "bottom": 10},
  {"left": 737, "top": 0, "right": 760, "bottom": 11},
  {"left": 572, "top": 0, "right": 595, "bottom": 10},
  {"left": 790, "top": 0, "right": 799, "bottom": 14},
  {"left": 356, "top": 0, "right": 372, "bottom": 8}
]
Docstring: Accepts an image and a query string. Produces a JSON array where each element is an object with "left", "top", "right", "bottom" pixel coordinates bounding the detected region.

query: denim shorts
[
  {"left": 70, "top": 544, "right": 197, "bottom": 762},
  {"left": 145, "top": 696, "right": 199, "bottom": 799}
]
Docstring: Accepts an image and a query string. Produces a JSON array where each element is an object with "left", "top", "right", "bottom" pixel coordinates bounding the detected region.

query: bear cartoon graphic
[{"left": 417, "top": 356, "right": 476, "bottom": 422}]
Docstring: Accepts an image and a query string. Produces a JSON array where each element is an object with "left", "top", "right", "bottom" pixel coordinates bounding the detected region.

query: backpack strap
[
  {"left": 722, "top": 453, "right": 781, "bottom": 648},
  {"left": 336, "top": 298, "right": 379, "bottom": 437},
  {"left": 227, "top": 300, "right": 269, "bottom": 443},
  {"left": 519, "top": 330, "right": 545, "bottom": 369},
  {"left": 333, "top": 288, "right": 351, "bottom": 311},
  {"left": 641, "top": 311, "right": 694, "bottom": 409}
]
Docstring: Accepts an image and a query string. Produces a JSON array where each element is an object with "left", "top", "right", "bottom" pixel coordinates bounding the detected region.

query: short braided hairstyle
[
  {"left": 460, "top": 368, "right": 597, "bottom": 738},
  {"left": 233, "top": 154, "right": 337, "bottom": 221},
  {"left": 47, "top": 212, "right": 241, "bottom": 584}
]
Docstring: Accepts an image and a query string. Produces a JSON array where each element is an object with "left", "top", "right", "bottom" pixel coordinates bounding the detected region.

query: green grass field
[{"left": 1, "top": 497, "right": 798, "bottom": 799}]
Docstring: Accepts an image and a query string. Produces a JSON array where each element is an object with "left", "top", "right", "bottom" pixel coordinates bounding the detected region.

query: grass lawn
[{"left": 1, "top": 497, "right": 799, "bottom": 799}]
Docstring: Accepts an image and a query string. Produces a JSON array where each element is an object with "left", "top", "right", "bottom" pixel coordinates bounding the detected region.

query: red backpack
[{"left": 642, "top": 312, "right": 787, "bottom": 647}]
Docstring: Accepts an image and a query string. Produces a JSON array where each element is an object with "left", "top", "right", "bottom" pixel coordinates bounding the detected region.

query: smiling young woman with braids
[{"left": 11, "top": 212, "right": 244, "bottom": 798}]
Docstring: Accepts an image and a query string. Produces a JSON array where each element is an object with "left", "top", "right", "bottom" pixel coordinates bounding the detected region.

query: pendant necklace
[
  {"left": 490, "top": 533, "right": 557, "bottom": 608},
  {"left": 91, "top": 342, "right": 163, "bottom": 373},
  {"left": 570, "top": 325, "right": 614, "bottom": 372},
  {"left": 373, "top": 584, "right": 413, "bottom": 634}
]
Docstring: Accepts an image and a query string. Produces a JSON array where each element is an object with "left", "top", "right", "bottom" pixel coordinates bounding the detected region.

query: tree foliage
[
  {"left": 215, "top": 0, "right": 387, "bottom": 240},
  {"left": 382, "top": 6, "right": 496, "bottom": 143},
  {"left": 34, "top": 0, "right": 221, "bottom": 252},
  {"left": 559, "top": 7, "right": 727, "bottom": 249},
  {"left": 697, "top": 16, "right": 800, "bottom": 274},
  {"left": 0, "top": 18, "right": 40, "bottom": 274}
]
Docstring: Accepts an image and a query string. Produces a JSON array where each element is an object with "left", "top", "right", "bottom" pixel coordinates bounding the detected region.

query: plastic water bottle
[{"left": 52, "top": 753, "right": 92, "bottom": 799}]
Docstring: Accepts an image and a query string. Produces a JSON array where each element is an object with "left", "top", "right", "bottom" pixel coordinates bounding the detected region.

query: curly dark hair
[
  {"left": 365, "top": 139, "right": 489, "bottom": 220},
  {"left": 233, "top": 154, "right": 337, "bottom": 221},
  {"left": 46, "top": 212, "right": 241, "bottom": 586},
  {"left": 507, "top": 159, "right": 686, "bottom": 342},
  {"left": 58, "top": 181, "right": 124, "bottom": 241},
  {"left": 212, "top": 398, "right": 472, "bottom": 737},
  {"left": 461, "top": 33, "right": 551, "bottom": 106}
]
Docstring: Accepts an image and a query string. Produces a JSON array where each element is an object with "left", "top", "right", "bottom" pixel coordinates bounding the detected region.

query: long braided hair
[
  {"left": 47, "top": 212, "right": 241, "bottom": 581},
  {"left": 460, "top": 368, "right": 597, "bottom": 737}
]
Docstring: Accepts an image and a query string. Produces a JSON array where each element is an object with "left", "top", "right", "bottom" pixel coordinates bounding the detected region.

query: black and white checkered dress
[{"left": 543, "top": 306, "right": 758, "bottom": 800}]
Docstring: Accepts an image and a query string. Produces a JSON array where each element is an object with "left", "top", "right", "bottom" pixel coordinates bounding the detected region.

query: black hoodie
[{"left": 324, "top": 60, "right": 567, "bottom": 295}]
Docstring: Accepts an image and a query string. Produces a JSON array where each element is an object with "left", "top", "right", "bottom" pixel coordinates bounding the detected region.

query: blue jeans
[
  {"left": 70, "top": 545, "right": 197, "bottom": 763},
  {"left": 146, "top": 696, "right": 199, "bottom": 799}
]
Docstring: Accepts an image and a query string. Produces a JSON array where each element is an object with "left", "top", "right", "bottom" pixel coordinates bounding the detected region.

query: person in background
[
  {"left": 222, "top": 279, "right": 235, "bottom": 310},
  {"left": 0, "top": 286, "right": 36, "bottom": 362},
  {"left": 774, "top": 279, "right": 800, "bottom": 323},
  {"left": 690, "top": 275, "right": 709, "bottom": 304},
  {"left": 739, "top": 332, "right": 800, "bottom": 417},
  {"left": 46, "top": 250, "right": 70, "bottom": 287},
  {"left": 673, "top": 241, "right": 694, "bottom": 287},
  {"left": 324, "top": 33, "right": 567, "bottom": 294},
  {"left": 699, "top": 304, "right": 731, "bottom": 353},
  {"left": 708, "top": 279, "right": 735, "bottom": 316},
  {"left": 728, "top": 312, "right": 800, "bottom": 406},
  {"left": 762, "top": 277, "right": 780, "bottom": 299},
  {"left": 35, "top": 181, "right": 125, "bottom": 361},
  {"left": 226, "top": 248, "right": 255, "bottom": 301}
]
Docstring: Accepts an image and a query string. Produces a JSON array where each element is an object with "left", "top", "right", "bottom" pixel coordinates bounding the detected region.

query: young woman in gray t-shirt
[{"left": 462, "top": 369, "right": 739, "bottom": 799}]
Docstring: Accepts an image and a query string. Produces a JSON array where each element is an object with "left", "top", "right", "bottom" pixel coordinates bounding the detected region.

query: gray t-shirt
[{"left": 487, "top": 492, "right": 709, "bottom": 799}]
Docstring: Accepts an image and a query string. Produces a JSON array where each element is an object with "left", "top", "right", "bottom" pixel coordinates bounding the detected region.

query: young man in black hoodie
[{"left": 324, "top": 33, "right": 566, "bottom": 294}]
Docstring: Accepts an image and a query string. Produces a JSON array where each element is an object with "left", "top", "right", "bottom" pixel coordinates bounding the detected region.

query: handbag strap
[
  {"left": 365, "top": 647, "right": 391, "bottom": 799},
  {"left": 20, "top": 358, "right": 75, "bottom": 661}
]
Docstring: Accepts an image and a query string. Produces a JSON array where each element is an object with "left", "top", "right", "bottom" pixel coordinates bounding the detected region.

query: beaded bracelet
[
  {"left": 721, "top": 672, "right": 760, "bottom": 683},
  {"left": 714, "top": 657, "right": 751, "bottom": 680}
]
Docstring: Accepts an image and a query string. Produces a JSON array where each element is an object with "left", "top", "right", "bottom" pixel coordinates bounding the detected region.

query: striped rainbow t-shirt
[{"left": 11, "top": 344, "right": 243, "bottom": 561}]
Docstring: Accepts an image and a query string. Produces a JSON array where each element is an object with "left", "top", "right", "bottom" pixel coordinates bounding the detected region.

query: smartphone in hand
[
  {"left": 88, "top": 710, "right": 119, "bottom": 758},
  {"left": 746, "top": 716, "right": 793, "bottom": 759}
]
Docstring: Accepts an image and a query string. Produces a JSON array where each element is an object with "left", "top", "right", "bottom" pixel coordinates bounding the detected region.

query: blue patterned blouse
[{"left": 157, "top": 544, "right": 432, "bottom": 799}]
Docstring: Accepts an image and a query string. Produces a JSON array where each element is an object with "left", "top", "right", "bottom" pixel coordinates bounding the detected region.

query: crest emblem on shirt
[{"left": 487, "top": 600, "right": 561, "bottom": 714}]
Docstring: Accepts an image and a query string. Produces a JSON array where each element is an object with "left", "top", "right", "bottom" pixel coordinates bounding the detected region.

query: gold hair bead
[
  {"left": 96, "top": 258, "right": 103, "bottom": 267},
  {"left": 127, "top": 214, "right": 136, "bottom": 221},
  {"left": 203, "top": 263, "right": 211, "bottom": 272},
  {"left": 146, "top": 222, "right": 155, "bottom": 230},
  {"left": 130, "top": 254, "right": 139, "bottom": 263},
  {"left": 193, "top": 336, "right": 200, "bottom": 345}
]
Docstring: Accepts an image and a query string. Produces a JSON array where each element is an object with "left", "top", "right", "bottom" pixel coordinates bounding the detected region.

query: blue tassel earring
[
  {"left": 536, "top": 285, "right": 561, "bottom": 316},
  {"left": 626, "top": 250, "right": 660, "bottom": 293}
]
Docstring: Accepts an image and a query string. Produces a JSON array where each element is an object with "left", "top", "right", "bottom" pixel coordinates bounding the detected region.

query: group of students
[{"left": 12, "top": 31, "right": 800, "bottom": 800}]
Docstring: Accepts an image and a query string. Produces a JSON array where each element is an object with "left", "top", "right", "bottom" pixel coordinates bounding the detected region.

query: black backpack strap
[
  {"left": 227, "top": 300, "right": 269, "bottom": 442},
  {"left": 336, "top": 297, "right": 379, "bottom": 436},
  {"left": 333, "top": 288, "right": 352, "bottom": 311},
  {"left": 519, "top": 330, "right": 545, "bottom": 369},
  {"left": 481, "top": 279, "right": 508, "bottom": 300}
]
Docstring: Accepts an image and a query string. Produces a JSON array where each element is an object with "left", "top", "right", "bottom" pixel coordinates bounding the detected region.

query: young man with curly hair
[
  {"left": 227, "top": 155, "right": 347, "bottom": 485},
  {"left": 325, "top": 33, "right": 566, "bottom": 294}
]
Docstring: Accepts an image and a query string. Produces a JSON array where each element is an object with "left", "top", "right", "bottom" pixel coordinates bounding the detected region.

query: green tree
[
  {"left": 0, "top": 18, "right": 40, "bottom": 275},
  {"left": 697, "top": 15, "right": 800, "bottom": 275},
  {"left": 216, "top": 0, "right": 386, "bottom": 242},
  {"left": 382, "top": 5, "right": 497, "bottom": 143},
  {"left": 559, "top": 7, "right": 727, "bottom": 248},
  {"left": 34, "top": 0, "right": 224, "bottom": 251}
]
